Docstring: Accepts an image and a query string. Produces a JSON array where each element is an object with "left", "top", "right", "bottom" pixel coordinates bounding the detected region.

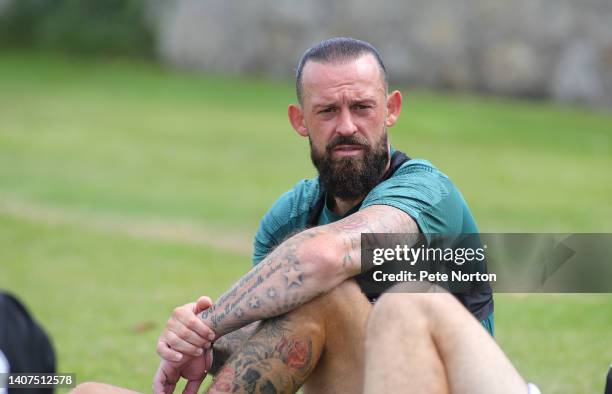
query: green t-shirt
[{"left": 252, "top": 156, "right": 493, "bottom": 322}]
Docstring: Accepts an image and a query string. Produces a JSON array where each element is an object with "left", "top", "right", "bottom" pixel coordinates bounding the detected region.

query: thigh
[
  {"left": 208, "top": 311, "right": 325, "bottom": 393},
  {"left": 302, "top": 280, "right": 372, "bottom": 394},
  {"left": 208, "top": 280, "right": 371, "bottom": 394},
  {"left": 427, "top": 294, "right": 526, "bottom": 394},
  {"left": 70, "top": 382, "right": 141, "bottom": 394}
]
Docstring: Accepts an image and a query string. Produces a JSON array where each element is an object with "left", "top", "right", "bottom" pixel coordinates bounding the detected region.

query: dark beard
[{"left": 310, "top": 132, "right": 389, "bottom": 200}]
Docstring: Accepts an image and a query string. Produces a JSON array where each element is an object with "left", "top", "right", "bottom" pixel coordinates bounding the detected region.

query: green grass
[{"left": 0, "top": 51, "right": 611, "bottom": 393}]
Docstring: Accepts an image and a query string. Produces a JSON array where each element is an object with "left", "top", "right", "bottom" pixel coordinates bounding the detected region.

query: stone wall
[{"left": 151, "top": 0, "right": 612, "bottom": 107}]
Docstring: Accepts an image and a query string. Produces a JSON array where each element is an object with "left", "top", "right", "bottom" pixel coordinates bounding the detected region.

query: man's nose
[{"left": 335, "top": 108, "right": 358, "bottom": 136}]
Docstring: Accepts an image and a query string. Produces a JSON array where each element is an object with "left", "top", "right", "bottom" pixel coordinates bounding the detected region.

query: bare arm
[{"left": 200, "top": 205, "right": 418, "bottom": 337}]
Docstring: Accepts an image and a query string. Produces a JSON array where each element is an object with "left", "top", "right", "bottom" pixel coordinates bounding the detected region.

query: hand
[
  {"left": 153, "top": 345, "right": 213, "bottom": 394},
  {"left": 157, "top": 296, "right": 216, "bottom": 362},
  {"left": 153, "top": 297, "right": 215, "bottom": 394}
]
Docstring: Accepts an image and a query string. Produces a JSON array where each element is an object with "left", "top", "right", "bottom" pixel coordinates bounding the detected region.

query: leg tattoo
[
  {"left": 211, "top": 322, "right": 261, "bottom": 375},
  {"left": 208, "top": 315, "right": 318, "bottom": 394}
]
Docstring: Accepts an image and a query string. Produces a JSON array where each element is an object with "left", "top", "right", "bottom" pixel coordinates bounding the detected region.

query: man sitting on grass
[
  {"left": 74, "top": 283, "right": 537, "bottom": 393},
  {"left": 158, "top": 36, "right": 495, "bottom": 392},
  {"left": 71, "top": 38, "right": 537, "bottom": 393}
]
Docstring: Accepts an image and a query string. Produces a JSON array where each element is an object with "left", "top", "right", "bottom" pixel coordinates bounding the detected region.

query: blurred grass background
[{"left": 0, "top": 51, "right": 611, "bottom": 393}]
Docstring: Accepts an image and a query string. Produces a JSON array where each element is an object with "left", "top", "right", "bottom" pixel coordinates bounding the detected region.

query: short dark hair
[{"left": 295, "top": 37, "right": 388, "bottom": 104}]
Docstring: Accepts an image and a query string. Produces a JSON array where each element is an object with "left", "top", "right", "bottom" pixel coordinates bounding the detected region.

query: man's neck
[{"left": 331, "top": 196, "right": 364, "bottom": 217}]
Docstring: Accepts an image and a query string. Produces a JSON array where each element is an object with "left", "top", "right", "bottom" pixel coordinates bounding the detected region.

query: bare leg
[
  {"left": 364, "top": 287, "right": 526, "bottom": 394},
  {"left": 207, "top": 313, "right": 323, "bottom": 393},
  {"left": 70, "top": 382, "right": 141, "bottom": 394},
  {"left": 209, "top": 322, "right": 262, "bottom": 375},
  {"left": 302, "top": 280, "right": 371, "bottom": 394},
  {"left": 74, "top": 280, "right": 368, "bottom": 394},
  {"left": 208, "top": 280, "right": 372, "bottom": 394}
]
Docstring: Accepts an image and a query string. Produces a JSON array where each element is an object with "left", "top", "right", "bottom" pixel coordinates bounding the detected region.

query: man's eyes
[{"left": 317, "top": 104, "right": 372, "bottom": 114}]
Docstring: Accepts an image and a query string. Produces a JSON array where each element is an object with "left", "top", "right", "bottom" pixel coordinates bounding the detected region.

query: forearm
[
  {"left": 200, "top": 205, "right": 418, "bottom": 338},
  {"left": 200, "top": 228, "right": 352, "bottom": 337}
]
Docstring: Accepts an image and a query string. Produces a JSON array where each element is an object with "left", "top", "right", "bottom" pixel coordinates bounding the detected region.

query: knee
[
  {"left": 367, "top": 293, "right": 425, "bottom": 335},
  {"left": 324, "top": 279, "right": 364, "bottom": 303},
  {"left": 366, "top": 289, "right": 455, "bottom": 338},
  {"left": 284, "top": 279, "right": 367, "bottom": 333},
  {"left": 289, "top": 279, "right": 365, "bottom": 317},
  {"left": 70, "top": 382, "right": 138, "bottom": 394},
  {"left": 282, "top": 309, "right": 326, "bottom": 339}
]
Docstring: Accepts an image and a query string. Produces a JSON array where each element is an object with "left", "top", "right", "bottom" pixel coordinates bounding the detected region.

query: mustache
[{"left": 325, "top": 135, "right": 370, "bottom": 152}]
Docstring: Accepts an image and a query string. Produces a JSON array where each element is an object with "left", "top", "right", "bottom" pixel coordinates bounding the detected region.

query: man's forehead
[{"left": 301, "top": 54, "right": 385, "bottom": 101}]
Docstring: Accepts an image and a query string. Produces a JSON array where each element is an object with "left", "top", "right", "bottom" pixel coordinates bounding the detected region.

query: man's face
[{"left": 292, "top": 54, "right": 398, "bottom": 199}]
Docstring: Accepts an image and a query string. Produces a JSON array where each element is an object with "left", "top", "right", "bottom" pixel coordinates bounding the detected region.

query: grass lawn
[{"left": 0, "top": 51, "right": 611, "bottom": 393}]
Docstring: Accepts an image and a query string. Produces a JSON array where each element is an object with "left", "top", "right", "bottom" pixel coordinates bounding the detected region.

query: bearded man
[
  {"left": 73, "top": 37, "right": 522, "bottom": 394},
  {"left": 148, "top": 36, "right": 502, "bottom": 394}
]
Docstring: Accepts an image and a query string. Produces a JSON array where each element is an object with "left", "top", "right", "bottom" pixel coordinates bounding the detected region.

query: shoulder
[
  {"left": 369, "top": 159, "right": 456, "bottom": 203},
  {"left": 252, "top": 178, "right": 321, "bottom": 264},
  {"left": 397, "top": 159, "right": 457, "bottom": 200},
  {"left": 396, "top": 159, "right": 448, "bottom": 180},
  {"left": 266, "top": 178, "right": 320, "bottom": 226},
  {"left": 363, "top": 158, "right": 473, "bottom": 234}
]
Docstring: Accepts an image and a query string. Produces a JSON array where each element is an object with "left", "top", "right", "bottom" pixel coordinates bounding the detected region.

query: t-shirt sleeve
[
  {"left": 361, "top": 161, "right": 466, "bottom": 239},
  {"left": 252, "top": 179, "right": 320, "bottom": 265},
  {"left": 252, "top": 190, "right": 294, "bottom": 265}
]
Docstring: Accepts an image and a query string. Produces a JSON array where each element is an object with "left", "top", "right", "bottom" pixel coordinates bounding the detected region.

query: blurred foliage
[{"left": 0, "top": 0, "right": 154, "bottom": 57}]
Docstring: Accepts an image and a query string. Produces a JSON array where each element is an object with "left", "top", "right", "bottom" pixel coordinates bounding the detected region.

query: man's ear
[
  {"left": 385, "top": 90, "right": 403, "bottom": 127},
  {"left": 288, "top": 104, "right": 308, "bottom": 137}
]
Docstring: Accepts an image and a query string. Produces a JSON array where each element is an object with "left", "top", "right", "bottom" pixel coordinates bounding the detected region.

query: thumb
[{"left": 194, "top": 296, "right": 213, "bottom": 314}]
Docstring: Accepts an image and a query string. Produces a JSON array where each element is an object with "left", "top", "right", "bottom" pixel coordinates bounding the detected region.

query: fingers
[
  {"left": 182, "top": 379, "right": 204, "bottom": 394},
  {"left": 153, "top": 362, "right": 178, "bottom": 394},
  {"left": 157, "top": 300, "right": 217, "bottom": 362},
  {"left": 173, "top": 305, "right": 216, "bottom": 343},
  {"left": 165, "top": 330, "right": 207, "bottom": 357},
  {"left": 204, "top": 348, "right": 213, "bottom": 372},
  {"left": 153, "top": 374, "right": 174, "bottom": 394},
  {"left": 157, "top": 339, "right": 184, "bottom": 363},
  {"left": 194, "top": 296, "right": 213, "bottom": 314}
]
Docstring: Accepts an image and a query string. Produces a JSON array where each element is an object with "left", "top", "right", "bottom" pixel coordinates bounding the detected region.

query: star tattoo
[
  {"left": 266, "top": 287, "right": 278, "bottom": 299},
  {"left": 248, "top": 296, "right": 261, "bottom": 309},
  {"left": 283, "top": 265, "right": 303, "bottom": 288}
]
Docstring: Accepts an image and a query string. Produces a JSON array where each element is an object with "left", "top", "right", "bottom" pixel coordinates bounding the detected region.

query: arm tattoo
[
  {"left": 201, "top": 205, "right": 417, "bottom": 337},
  {"left": 330, "top": 205, "right": 419, "bottom": 274},
  {"left": 282, "top": 265, "right": 303, "bottom": 289}
]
